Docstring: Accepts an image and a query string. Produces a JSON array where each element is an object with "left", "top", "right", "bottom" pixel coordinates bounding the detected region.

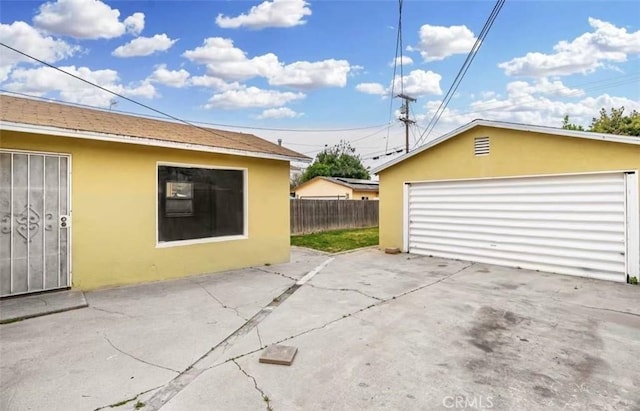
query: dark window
[{"left": 158, "top": 166, "right": 244, "bottom": 242}]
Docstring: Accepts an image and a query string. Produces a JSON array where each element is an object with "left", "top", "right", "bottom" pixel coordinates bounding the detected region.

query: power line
[
  {"left": 411, "top": 72, "right": 640, "bottom": 137},
  {"left": 0, "top": 88, "right": 388, "bottom": 134},
  {"left": 0, "top": 42, "right": 276, "bottom": 153},
  {"left": 385, "top": 0, "right": 404, "bottom": 154},
  {"left": 415, "top": 0, "right": 505, "bottom": 147}
]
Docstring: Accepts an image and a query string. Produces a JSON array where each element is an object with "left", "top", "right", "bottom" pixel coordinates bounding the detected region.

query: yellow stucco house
[
  {"left": 294, "top": 176, "right": 379, "bottom": 200},
  {"left": 0, "top": 95, "right": 309, "bottom": 296},
  {"left": 372, "top": 119, "right": 640, "bottom": 283}
]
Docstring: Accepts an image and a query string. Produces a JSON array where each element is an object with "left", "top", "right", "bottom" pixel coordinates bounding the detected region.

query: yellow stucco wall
[
  {"left": 352, "top": 190, "right": 379, "bottom": 200},
  {"left": 1, "top": 131, "right": 291, "bottom": 290},
  {"left": 378, "top": 126, "right": 640, "bottom": 249},
  {"left": 295, "top": 178, "right": 352, "bottom": 199}
]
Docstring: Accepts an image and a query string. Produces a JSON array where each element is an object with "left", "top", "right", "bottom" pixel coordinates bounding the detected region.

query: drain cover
[{"left": 259, "top": 345, "right": 298, "bottom": 366}]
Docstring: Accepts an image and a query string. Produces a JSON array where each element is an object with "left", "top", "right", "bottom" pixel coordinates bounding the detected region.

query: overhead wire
[
  {"left": 0, "top": 88, "right": 388, "bottom": 133},
  {"left": 411, "top": 72, "right": 640, "bottom": 134},
  {"left": 415, "top": 0, "right": 505, "bottom": 147},
  {"left": 385, "top": 0, "right": 405, "bottom": 153},
  {"left": 0, "top": 42, "right": 279, "bottom": 152}
]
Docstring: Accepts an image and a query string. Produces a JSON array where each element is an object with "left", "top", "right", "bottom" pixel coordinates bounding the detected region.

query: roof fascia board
[
  {"left": 1, "top": 121, "right": 311, "bottom": 163},
  {"left": 372, "top": 119, "right": 640, "bottom": 174}
]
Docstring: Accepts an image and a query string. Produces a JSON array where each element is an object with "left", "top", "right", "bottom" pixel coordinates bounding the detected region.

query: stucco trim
[
  {"left": 1, "top": 121, "right": 310, "bottom": 163},
  {"left": 372, "top": 119, "right": 640, "bottom": 174}
]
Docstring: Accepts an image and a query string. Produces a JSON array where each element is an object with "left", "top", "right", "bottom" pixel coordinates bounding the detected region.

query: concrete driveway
[{"left": 1, "top": 247, "right": 639, "bottom": 410}]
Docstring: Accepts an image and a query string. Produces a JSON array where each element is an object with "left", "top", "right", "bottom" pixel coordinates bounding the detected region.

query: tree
[
  {"left": 561, "top": 115, "right": 584, "bottom": 131},
  {"left": 300, "top": 140, "right": 370, "bottom": 183},
  {"left": 562, "top": 107, "right": 640, "bottom": 136}
]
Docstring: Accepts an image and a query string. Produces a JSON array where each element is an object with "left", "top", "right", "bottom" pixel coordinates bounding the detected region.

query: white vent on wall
[{"left": 474, "top": 137, "right": 490, "bottom": 156}]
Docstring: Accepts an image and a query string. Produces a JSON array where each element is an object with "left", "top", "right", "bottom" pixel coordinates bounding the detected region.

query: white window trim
[{"left": 155, "top": 161, "right": 248, "bottom": 248}]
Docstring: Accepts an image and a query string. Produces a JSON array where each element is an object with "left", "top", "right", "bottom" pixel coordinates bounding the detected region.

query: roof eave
[
  {"left": 371, "top": 119, "right": 640, "bottom": 174},
  {"left": 1, "top": 121, "right": 311, "bottom": 163}
]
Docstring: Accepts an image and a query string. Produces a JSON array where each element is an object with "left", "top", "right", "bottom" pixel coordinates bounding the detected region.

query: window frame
[{"left": 155, "top": 161, "right": 248, "bottom": 248}]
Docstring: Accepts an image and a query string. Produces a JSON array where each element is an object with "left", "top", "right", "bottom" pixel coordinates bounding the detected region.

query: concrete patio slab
[
  {"left": 0, "top": 248, "right": 322, "bottom": 411},
  {"left": 0, "top": 289, "right": 87, "bottom": 324},
  {"left": 2, "top": 247, "right": 639, "bottom": 411}
]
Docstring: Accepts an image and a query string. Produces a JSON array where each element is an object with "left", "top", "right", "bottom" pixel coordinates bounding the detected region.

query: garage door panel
[
  {"left": 410, "top": 236, "right": 624, "bottom": 267},
  {"left": 410, "top": 228, "right": 625, "bottom": 253},
  {"left": 410, "top": 201, "right": 623, "bottom": 213},
  {"left": 407, "top": 247, "right": 621, "bottom": 283},
  {"left": 409, "top": 222, "right": 624, "bottom": 243},
  {"left": 409, "top": 180, "right": 624, "bottom": 197},
  {"left": 409, "top": 240, "right": 624, "bottom": 275},
  {"left": 409, "top": 208, "right": 624, "bottom": 223},
  {"left": 407, "top": 172, "right": 631, "bottom": 282},
  {"left": 409, "top": 193, "right": 621, "bottom": 205},
  {"left": 410, "top": 216, "right": 624, "bottom": 234}
]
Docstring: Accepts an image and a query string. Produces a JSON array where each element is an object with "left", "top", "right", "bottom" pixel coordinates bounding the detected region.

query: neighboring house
[
  {"left": 372, "top": 119, "right": 640, "bottom": 283},
  {"left": 0, "top": 95, "right": 309, "bottom": 296},
  {"left": 294, "top": 176, "right": 379, "bottom": 200}
]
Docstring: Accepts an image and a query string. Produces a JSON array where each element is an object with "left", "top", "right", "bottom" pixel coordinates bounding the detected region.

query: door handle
[{"left": 59, "top": 215, "right": 70, "bottom": 228}]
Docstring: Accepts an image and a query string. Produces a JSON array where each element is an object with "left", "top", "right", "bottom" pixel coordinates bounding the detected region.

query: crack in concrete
[
  {"left": 256, "top": 325, "right": 264, "bottom": 348},
  {"left": 93, "top": 384, "right": 163, "bottom": 411},
  {"left": 104, "top": 336, "right": 180, "bottom": 374},
  {"left": 143, "top": 283, "right": 303, "bottom": 410},
  {"left": 91, "top": 306, "right": 135, "bottom": 318},
  {"left": 208, "top": 262, "right": 477, "bottom": 367},
  {"left": 143, "top": 260, "right": 474, "bottom": 409},
  {"left": 555, "top": 301, "right": 640, "bottom": 318},
  {"left": 191, "top": 280, "right": 248, "bottom": 321},
  {"left": 304, "top": 283, "right": 383, "bottom": 301},
  {"left": 253, "top": 267, "right": 299, "bottom": 282},
  {"left": 233, "top": 359, "right": 273, "bottom": 411}
]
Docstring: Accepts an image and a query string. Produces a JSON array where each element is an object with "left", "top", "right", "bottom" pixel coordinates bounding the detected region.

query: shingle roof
[
  {"left": 326, "top": 177, "right": 379, "bottom": 191},
  {"left": 0, "top": 94, "right": 310, "bottom": 161},
  {"left": 294, "top": 176, "right": 379, "bottom": 191}
]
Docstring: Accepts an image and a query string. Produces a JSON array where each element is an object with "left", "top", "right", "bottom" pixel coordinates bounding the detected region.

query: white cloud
[
  {"left": 506, "top": 78, "right": 585, "bottom": 98},
  {"left": 33, "top": 0, "right": 144, "bottom": 39},
  {"left": 112, "top": 34, "right": 176, "bottom": 57},
  {"left": 389, "top": 56, "right": 413, "bottom": 67},
  {"left": 4, "top": 65, "right": 157, "bottom": 107},
  {"left": 408, "top": 24, "right": 477, "bottom": 62},
  {"left": 189, "top": 75, "right": 242, "bottom": 91},
  {"left": 499, "top": 18, "right": 640, "bottom": 77},
  {"left": 269, "top": 59, "right": 351, "bottom": 89},
  {"left": 205, "top": 86, "right": 304, "bottom": 109},
  {"left": 356, "top": 82, "right": 387, "bottom": 96},
  {"left": 257, "top": 107, "right": 303, "bottom": 119},
  {"left": 216, "top": 0, "right": 311, "bottom": 29},
  {"left": 415, "top": 78, "right": 640, "bottom": 139},
  {"left": 183, "top": 37, "right": 353, "bottom": 89},
  {"left": 124, "top": 12, "right": 145, "bottom": 36},
  {"left": 183, "top": 37, "right": 280, "bottom": 81},
  {"left": 393, "top": 69, "right": 442, "bottom": 96},
  {"left": 147, "top": 64, "right": 190, "bottom": 88},
  {"left": 0, "top": 21, "right": 78, "bottom": 81},
  {"left": 356, "top": 70, "right": 442, "bottom": 98}
]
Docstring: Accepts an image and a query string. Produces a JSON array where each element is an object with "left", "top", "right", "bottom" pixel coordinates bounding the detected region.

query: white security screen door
[{"left": 0, "top": 151, "right": 71, "bottom": 297}]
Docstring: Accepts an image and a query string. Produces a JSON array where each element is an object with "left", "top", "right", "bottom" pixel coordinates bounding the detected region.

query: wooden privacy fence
[{"left": 290, "top": 199, "right": 379, "bottom": 235}]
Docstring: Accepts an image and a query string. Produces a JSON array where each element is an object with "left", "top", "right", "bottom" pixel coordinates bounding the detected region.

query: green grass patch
[{"left": 291, "top": 227, "right": 378, "bottom": 253}]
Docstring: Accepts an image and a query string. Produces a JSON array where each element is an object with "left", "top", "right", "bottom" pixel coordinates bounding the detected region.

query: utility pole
[{"left": 396, "top": 93, "right": 416, "bottom": 153}]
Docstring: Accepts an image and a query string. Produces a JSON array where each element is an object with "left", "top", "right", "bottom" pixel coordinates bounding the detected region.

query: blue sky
[{"left": 1, "top": 0, "right": 639, "bottom": 166}]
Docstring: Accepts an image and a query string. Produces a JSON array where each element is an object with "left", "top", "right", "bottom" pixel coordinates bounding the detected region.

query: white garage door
[{"left": 406, "top": 172, "right": 639, "bottom": 282}]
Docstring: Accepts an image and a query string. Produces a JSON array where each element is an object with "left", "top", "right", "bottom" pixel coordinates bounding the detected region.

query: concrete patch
[{"left": 259, "top": 344, "right": 298, "bottom": 365}]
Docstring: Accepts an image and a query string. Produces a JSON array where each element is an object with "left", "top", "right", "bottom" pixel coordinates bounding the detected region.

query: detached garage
[{"left": 373, "top": 120, "right": 639, "bottom": 283}]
